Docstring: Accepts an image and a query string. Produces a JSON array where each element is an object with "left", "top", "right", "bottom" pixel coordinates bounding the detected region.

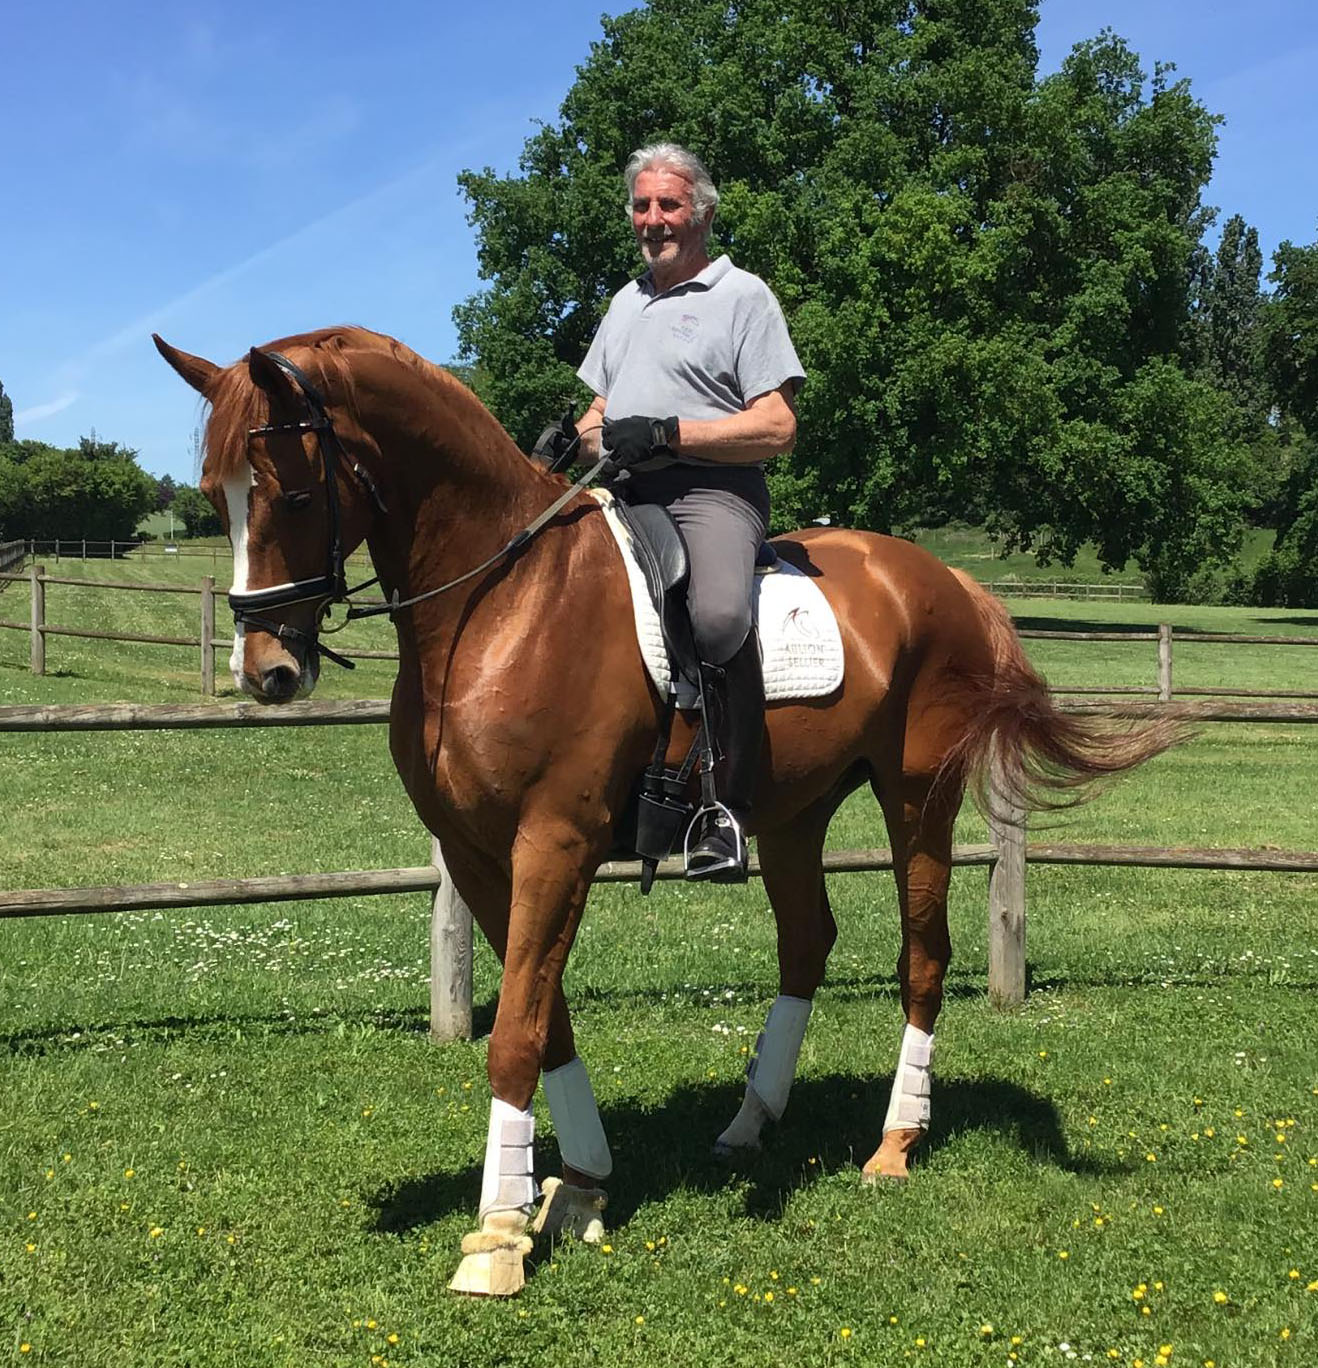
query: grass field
[{"left": 1, "top": 554, "right": 1316, "bottom": 1368}]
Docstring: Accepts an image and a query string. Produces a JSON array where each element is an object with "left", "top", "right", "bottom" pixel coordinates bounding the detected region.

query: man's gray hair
[{"left": 624, "top": 143, "right": 719, "bottom": 223}]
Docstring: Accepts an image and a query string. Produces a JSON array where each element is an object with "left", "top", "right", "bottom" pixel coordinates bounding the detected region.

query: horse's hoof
[
  {"left": 448, "top": 1241, "right": 531, "bottom": 1297},
  {"left": 532, "top": 1176, "right": 607, "bottom": 1244},
  {"left": 860, "top": 1167, "right": 907, "bottom": 1187},
  {"left": 712, "top": 1136, "right": 760, "bottom": 1162}
]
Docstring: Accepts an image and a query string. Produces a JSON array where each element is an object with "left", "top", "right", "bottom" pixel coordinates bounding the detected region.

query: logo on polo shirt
[{"left": 671, "top": 312, "right": 701, "bottom": 343}]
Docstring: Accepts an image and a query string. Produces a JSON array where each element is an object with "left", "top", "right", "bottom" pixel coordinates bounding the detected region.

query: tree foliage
[
  {"left": 1254, "top": 237, "right": 1318, "bottom": 604},
  {"left": 0, "top": 380, "right": 12, "bottom": 445},
  {"left": 0, "top": 435, "right": 156, "bottom": 541},
  {"left": 455, "top": 2, "right": 1248, "bottom": 593},
  {"left": 171, "top": 484, "right": 224, "bottom": 538}
]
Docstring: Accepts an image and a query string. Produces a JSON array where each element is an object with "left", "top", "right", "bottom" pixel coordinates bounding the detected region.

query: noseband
[{"left": 233, "top": 350, "right": 386, "bottom": 670}]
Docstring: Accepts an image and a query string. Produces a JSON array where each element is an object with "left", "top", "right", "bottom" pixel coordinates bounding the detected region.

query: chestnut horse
[{"left": 155, "top": 325, "right": 1173, "bottom": 1295}]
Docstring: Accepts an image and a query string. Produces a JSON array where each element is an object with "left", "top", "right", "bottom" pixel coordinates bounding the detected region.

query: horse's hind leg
[
  {"left": 862, "top": 775, "right": 956, "bottom": 1183},
  {"left": 715, "top": 797, "right": 837, "bottom": 1155}
]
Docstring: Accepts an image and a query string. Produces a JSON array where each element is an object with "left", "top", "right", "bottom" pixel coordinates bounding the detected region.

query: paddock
[{"left": 3, "top": 583, "right": 1316, "bottom": 1362}]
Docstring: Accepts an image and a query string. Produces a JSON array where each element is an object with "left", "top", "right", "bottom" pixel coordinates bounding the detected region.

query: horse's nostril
[{"left": 260, "top": 664, "right": 301, "bottom": 698}]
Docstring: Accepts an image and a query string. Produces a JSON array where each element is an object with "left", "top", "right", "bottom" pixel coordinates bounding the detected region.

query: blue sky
[{"left": 2, "top": 0, "right": 1315, "bottom": 484}]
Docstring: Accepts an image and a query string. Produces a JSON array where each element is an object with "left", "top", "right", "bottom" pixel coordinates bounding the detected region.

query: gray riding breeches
[{"left": 619, "top": 465, "right": 770, "bottom": 667}]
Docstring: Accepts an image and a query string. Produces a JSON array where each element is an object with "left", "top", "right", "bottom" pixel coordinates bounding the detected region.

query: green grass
[
  {"left": 911, "top": 524, "right": 1277, "bottom": 590},
  {"left": 2, "top": 573, "right": 1316, "bottom": 1367}
]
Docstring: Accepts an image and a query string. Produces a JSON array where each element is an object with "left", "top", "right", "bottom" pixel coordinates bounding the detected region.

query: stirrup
[{"left": 684, "top": 802, "right": 748, "bottom": 883}]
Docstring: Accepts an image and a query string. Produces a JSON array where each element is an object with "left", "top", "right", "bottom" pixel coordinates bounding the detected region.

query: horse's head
[{"left": 154, "top": 333, "right": 379, "bottom": 702}]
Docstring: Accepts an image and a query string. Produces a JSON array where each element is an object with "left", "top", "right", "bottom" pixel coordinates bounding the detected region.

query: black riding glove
[
  {"left": 601, "top": 415, "right": 680, "bottom": 473},
  {"left": 529, "top": 407, "right": 578, "bottom": 471}
]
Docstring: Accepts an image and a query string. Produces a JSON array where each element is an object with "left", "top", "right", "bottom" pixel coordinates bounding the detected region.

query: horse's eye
[{"left": 283, "top": 490, "right": 313, "bottom": 510}]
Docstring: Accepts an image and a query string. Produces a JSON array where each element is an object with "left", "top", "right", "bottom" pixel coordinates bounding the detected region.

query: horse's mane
[{"left": 202, "top": 325, "right": 503, "bottom": 481}]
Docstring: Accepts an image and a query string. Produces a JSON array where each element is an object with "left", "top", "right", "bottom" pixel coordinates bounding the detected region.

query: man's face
[{"left": 631, "top": 167, "right": 710, "bottom": 276}]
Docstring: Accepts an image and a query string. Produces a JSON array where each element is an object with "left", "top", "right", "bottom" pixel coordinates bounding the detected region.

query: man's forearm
[{"left": 673, "top": 405, "right": 795, "bottom": 464}]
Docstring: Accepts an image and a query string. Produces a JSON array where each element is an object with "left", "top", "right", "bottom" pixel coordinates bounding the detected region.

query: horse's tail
[{"left": 941, "top": 569, "right": 1185, "bottom": 812}]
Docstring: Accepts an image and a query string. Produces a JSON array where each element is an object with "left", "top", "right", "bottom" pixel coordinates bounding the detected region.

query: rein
[{"left": 237, "top": 348, "right": 607, "bottom": 666}]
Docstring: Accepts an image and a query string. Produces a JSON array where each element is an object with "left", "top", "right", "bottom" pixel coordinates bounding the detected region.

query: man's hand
[
  {"left": 530, "top": 408, "right": 578, "bottom": 471},
  {"left": 601, "top": 415, "right": 679, "bottom": 471}
]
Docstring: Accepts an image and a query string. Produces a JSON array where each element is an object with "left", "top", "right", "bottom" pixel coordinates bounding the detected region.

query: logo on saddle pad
[{"left": 591, "top": 490, "right": 845, "bottom": 705}]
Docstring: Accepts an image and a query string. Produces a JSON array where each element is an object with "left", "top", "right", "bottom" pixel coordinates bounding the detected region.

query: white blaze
[{"left": 223, "top": 465, "right": 255, "bottom": 684}]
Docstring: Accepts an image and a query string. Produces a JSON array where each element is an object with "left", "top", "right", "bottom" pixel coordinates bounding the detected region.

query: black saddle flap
[{"left": 611, "top": 500, "right": 701, "bottom": 687}]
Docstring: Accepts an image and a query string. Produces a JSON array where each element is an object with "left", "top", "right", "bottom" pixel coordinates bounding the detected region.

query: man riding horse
[{"left": 546, "top": 143, "right": 805, "bottom": 882}]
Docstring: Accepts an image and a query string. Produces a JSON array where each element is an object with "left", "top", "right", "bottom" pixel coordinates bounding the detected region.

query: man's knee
[{"left": 691, "top": 604, "right": 751, "bottom": 666}]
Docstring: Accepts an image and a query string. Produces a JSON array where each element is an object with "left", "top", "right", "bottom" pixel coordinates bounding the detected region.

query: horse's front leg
[{"left": 448, "top": 819, "right": 601, "bottom": 1297}]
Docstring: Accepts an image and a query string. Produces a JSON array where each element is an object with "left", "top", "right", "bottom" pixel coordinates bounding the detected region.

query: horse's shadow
[{"left": 367, "top": 1070, "right": 1120, "bottom": 1237}]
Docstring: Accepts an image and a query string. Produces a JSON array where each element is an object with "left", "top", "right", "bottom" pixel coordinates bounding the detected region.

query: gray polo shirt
[{"left": 578, "top": 254, "right": 804, "bottom": 468}]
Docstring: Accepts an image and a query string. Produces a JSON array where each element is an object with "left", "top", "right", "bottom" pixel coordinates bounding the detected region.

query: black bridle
[
  {"left": 231, "top": 348, "right": 606, "bottom": 672},
  {"left": 233, "top": 350, "right": 387, "bottom": 670}
]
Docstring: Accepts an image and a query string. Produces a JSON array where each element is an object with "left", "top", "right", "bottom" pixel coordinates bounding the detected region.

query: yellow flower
[
  {"left": 19, "top": 1345, "right": 30, "bottom": 1355},
  {"left": 1039, "top": 1051, "right": 1048, "bottom": 1059},
  {"left": 24, "top": 1242, "right": 35, "bottom": 1253},
  {"left": 635, "top": 1315, "right": 644, "bottom": 1325},
  {"left": 1203, "top": 1128, "right": 1214, "bottom": 1137},
  {"left": 980, "top": 1324, "right": 994, "bottom": 1338},
  {"left": 366, "top": 1319, "right": 377, "bottom": 1330},
  {"left": 1108, "top": 1352, "right": 1120, "bottom": 1361},
  {"left": 1273, "top": 1178, "right": 1284, "bottom": 1189},
  {"left": 889, "top": 1315, "right": 899, "bottom": 1324},
  {"left": 839, "top": 1327, "right": 852, "bottom": 1339},
  {"left": 1133, "top": 1288, "right": 1146, "bottom": 1301},
  {"left": 124, "top": 1168, "right": 135, "bottom": 1179},
  {"left": 149, "top": 1226, "right": 163, "bottom": 1238},
  {"left": 1213, "top": 1290, "right": 1228, "bottom": 1304},
  {"left": 1280, "top": 1328, "right": 1291, "bottom": 1341},
  {"left": 1160, "top": 1346, "right": 1173, "bottom": 1356},
  {"left": 764, "top": 1292, "right": 774, "bottom": 1303},
  {"left": 386, "top": 1334, "right": 399, "bottom": 1345},
  {"left": 1153, "top": 1205, "right": 1165, "bottom": 1215},
  {"left": 1289, "top": 1269, "right": 1300, "bottom": 1279},
  {"left": 1306, "top": 1280, "right": 1318, "bottom": 1293},
  {"left": 1154, "top": 1282, "right": 1164, "bottom": 1292},
  {"left": 1146, "top": 1152, "right": 1157, "bottom": 1162},
  {"left": 601, "top": 1243, "right": 614, "bottom": 1254},
  {"left": 914, "top": 1336, "right": 926, "bottom": 1348},
  {"left": 645, "top": 1240, "right": 655, "bottom": 1251},
  {"left": 734, "top": 1284, "right": 748, "bottom": 1296},
  {"left": 1057, "top": 1250, "right": 1069, "bottom": 1260},
  {"left": 1142, "top": 1306, "right": 1152, "bottom": 1316}
]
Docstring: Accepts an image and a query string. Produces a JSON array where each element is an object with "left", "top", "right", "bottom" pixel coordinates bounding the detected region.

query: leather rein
[{"left": 234, "top": 349, "right": 605, "bottom": 670}]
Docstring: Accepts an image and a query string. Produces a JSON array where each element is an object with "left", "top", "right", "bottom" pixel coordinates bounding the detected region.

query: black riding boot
[{"left": 686, "top": 634, "right": 765, "bottom": 883}]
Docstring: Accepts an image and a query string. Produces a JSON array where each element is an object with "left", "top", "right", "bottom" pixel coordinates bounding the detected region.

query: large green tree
[
  {"left": 1254, "top": 236, "right": 1318, "bottom": 605},
  {"left": 0, "top": 436, "right": 156, "bottom": 542},
  {"left": 0, "top": 381, "right": 13, "bottom": 444},
  {"left": 455, "top": 1, "right": 1246, "bottom": 594}
]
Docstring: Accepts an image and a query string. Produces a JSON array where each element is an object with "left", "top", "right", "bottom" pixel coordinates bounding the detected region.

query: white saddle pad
[{"left": 590, "top": 489, "right": 844, "bottom": 705}]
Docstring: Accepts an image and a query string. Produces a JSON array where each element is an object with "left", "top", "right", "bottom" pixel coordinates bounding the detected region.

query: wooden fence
[
  {"left": 3, "top": 567, "right": 1317, "bottom": 700},
  {"left": 0, "top": 540, "right": 25, "bottom": 578},
  {"left": 2, "top": 698, "right": 1316, "bottom": 1042}
]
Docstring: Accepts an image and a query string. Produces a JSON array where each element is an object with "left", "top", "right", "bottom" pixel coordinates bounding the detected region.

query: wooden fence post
[
  {"left": 30, "top": 565, "right": 45, "bottom": 676},
  {"left": 987, "top": 746, "right": 1027, "bottom": 1006},
  {"left": 1157, "top": 623, "right": 1173, "bottom": 702},
  {"left": 201, "top": 576, "right": 216, "bottom": 696},
  {"left": 429, "top": 835, "right": 473, "bottom": 1041}
]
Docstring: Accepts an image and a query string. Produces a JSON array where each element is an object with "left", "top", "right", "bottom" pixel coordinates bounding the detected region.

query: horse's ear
[
  {"left": 153, "top": 335, "right": 220, "bottom": 395},
  {"left": 247, "top": 346, "right": 297, "bottom": 398}
]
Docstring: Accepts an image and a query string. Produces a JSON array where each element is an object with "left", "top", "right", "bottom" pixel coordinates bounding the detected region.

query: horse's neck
[{"left": 354, "top": 355, "right": 558, "bottom": 632}]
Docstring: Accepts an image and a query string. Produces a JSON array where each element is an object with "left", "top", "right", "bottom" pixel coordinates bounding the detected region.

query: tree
[
  {"left": 454, "top": 3, "right": 1247, "bottom": 593},
  {"left": 155, "top": 473, "right": 178, "bottom": 512},
  {"left": 1254, "top": 236, "right": 1318, "bottom": 604},
  {"left": 172, "top": 484, "right": 224, "bottom": 538},
  {"left": 0, "top": 380, "right": 12, "bottom": 444}
]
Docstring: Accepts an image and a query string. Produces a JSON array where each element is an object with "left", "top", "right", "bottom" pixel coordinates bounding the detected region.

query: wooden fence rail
[
  {"left": 2, "top": 698, "right": 1317, "bottom": 1038},
  {"left": 5, "top": 568, "right": 1316, "bottom": 699}
]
